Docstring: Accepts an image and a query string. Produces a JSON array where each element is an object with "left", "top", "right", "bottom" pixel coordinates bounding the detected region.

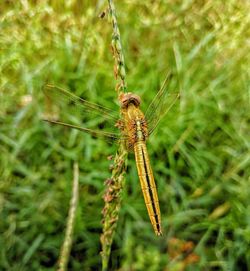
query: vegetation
[{"left": 0, "top": 1, "right": 249, "bottom": 270}]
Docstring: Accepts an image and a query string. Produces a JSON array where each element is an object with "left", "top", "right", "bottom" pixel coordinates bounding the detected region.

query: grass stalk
[
  {"left": 58, "top": 162, "right": 79, "bottom": 271},
  {"left": 108, "top": 0, "right": 127, "bottom": 94},
  {"left": 100, "top": 1, "right": 128, "bottom": 270}
]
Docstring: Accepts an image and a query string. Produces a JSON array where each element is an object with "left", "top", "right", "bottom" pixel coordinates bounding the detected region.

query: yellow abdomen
[{"left": 134, "top": 141, "right": 162, "bottom": 236}]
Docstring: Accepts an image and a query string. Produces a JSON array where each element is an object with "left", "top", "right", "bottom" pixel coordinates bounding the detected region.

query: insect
[{"left": 43, "top": 74, "right": 179, "bottom": 236}]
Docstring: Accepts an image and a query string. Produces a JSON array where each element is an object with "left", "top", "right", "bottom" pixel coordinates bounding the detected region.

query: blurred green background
[{"left": 0, "top": 1, "right": 249, "bottom": 270}]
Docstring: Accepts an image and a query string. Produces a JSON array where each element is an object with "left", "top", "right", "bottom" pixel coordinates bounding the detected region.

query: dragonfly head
[{"left": 119, "top": 92, "right": 141, "bottom": 109}]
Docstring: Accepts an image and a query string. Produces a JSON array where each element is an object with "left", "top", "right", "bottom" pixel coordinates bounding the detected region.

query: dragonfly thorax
[{"left": 120, "top": 101, "right": 148, "bottom": 149}]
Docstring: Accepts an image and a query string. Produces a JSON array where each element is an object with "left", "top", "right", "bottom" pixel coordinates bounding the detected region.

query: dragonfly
[{"left": 43, "top": 73, "right": 179, "bottom": 236}]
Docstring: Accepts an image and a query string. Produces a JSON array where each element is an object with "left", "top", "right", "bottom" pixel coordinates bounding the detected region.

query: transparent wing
[
  {"left": 43, "top": 84, "right": 125, "bottom": 140},
  {"left": 145, "top": 73, "right": 180, "bottom": 135},
  {"left": 43, "top": 119, "right": 121, "bottom": 140}
]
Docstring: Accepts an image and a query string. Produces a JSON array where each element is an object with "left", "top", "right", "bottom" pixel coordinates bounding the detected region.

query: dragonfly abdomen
[{"left": 134, "top": 141, "right": 162, "bottom": 236}]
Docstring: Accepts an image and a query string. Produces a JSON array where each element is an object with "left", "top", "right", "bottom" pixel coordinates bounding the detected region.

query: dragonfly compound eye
[{"left": 119, "top": 92, "right": 141, "bottom": 108}]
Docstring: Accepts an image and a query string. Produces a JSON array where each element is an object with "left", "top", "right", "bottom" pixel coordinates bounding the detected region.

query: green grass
[{"left": 0, "top": 1, "right": 249, "bottom": 270}]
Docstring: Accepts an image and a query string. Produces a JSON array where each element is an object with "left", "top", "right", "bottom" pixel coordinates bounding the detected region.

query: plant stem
[
  {"left": 58, "top": 162, "right": 79, "bottom": 271},
  {"left": 100, "top": 1, "right": 128, "bottom": 270},
  {"left": 108, "top": 0, "right": 127, "bottom": 94},
  {"left": 100, "top": 146, "right": 127, "bottom": 271}
]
